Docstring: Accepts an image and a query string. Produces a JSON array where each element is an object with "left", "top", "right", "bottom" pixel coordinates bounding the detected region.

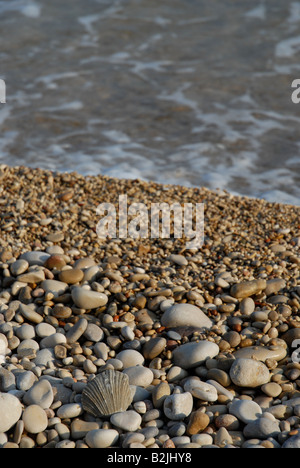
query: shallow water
[{"left": 0, "top": 0, "right": 300, "bottom": 205}]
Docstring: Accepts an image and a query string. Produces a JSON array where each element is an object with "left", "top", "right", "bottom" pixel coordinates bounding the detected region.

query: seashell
[{"left": 81, "top": 369, "right": 133, "bottom": 417}]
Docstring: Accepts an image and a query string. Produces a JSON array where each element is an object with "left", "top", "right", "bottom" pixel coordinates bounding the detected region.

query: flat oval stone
[
  {"left": 17, "top": 269, "right": 45, "bottom": 284},
  {"left": 85, "top": 429, "right": 119, "bottom": 448},
  {"left": 20, "top": 251, "right": 50, "bottom": 266},
  {"left": 172, "top": 341, "right": 219, "bottom": 369},
  {"left": 59, "top": 268, "right": 84, "bottom": 284},
  {"left": 51, "top": 304, "right": 72, "bottom": 320},
  {"left": 282, "top": 434, "right": 300, "bottom": 448},
  {"left": 183, "top": 377, "right": 218, "bottom": 402},
  {"left": 22, "top": 405, "right": 48, "bottom": 433},
  {"left": 243, "top": 415, "right": 281, "bottom": 439},
  {"left": 66, "top": 318, "right": 88, "bottom": 344},
  {"left": 56, "top": 403, "right": 83, "bottom": 419},
  {"left": 19, "top": 304, "right": 43, "bottom": 324},
  {"left": 229, "top": 358, "right": 270, "bottom": 388},
  {"left": 240, "top": 297, "right": 255, "bottom": 316},
  {"left": 35, "top": 323, "right": 56, "bottom": 338},
  {"left": 163, "top": 392, "right": 193, "bottom": 420},
  {"left": 233, "top": 346, "right": 286, "bottom": 362},
  {"left": 110, "top": 410, "right": 142, "bottom": 432},
  {"left": 33, "top": 348, "right": 56, "bottom": 366},
  {"left": 229, "top": 399, "right": 262, "bottom": 424},
  {"left": 40, "top": 333, "right": 67, "bottom": 349},
  {"left": 41, "top": 279, "right": 69, "bottom": 297},
  {"left": 265, "top": 278, "right": 286, "bottom": 296},
  {"left": 0, "top": 393, "right": 22, "bottom": 432},
  {"left": 10, "top": 259, "right": 29, "bottom": 276},
  {"left": 142, "top": 337, "right": 167, "bottom": 360},
  {"left": 161, "top": 304, "right": 212, "bottom": 330},
  {"left": 73, "top": 258, "right": 96, "bottom": 270},
  {"left": 23, "top": 379, "right": 54, "bottom": 408},
  {"left": 116, "top": 349, "right": 145, "bottom": 368},
  {"left": 46, "top": 232, "right": 64, "bottom": 242},
  {"left": 44, "top": 254, "right": 67, "bottom": 271},
  {"left": 71, "top": 287, "right": 108, "bottom": 309},
  {"left": 230, "top": 279, "right": 267, "bottom": 299},
  {"left": 123, "top": 365, "right": 154, "bottom": 387},
  {"left": 16, "top": 371, "right": 36, "bottom": 391},
  {"left": 168, "top": 254, "right": 188, "bottom": 266}
]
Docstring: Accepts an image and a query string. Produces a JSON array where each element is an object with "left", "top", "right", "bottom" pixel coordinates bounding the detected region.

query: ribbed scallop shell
[{"left": 82, "top": 370, "right": 133, "bottom": 417}]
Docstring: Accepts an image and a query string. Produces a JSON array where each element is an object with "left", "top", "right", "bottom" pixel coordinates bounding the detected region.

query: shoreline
[{"left": 0, "top": 164, "right": 299, "bottom": 448}]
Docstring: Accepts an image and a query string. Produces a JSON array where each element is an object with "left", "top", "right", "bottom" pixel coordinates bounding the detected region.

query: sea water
[{"left": 0, "top": 0, "right": 299, "bottom": 205}]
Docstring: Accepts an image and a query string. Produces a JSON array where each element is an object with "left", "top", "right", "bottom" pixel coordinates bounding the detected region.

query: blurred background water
[{"left": 0, "top": 0, "right": 300, "bottom": 205}]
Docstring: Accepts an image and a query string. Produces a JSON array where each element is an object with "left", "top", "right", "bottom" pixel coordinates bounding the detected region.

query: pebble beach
[{"left": 0, "top": 163, "right": 300, "bottom": 449}]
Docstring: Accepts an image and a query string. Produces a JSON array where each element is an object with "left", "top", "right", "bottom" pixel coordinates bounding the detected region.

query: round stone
[
  {"left": 35, "top": 323, "right": 56, "bottom": 338},
  {"left": 16, "top": 371, "right": 36, "bottom": 391},
  {"left": 71, "top": 287, "right": 108, "bottom": 309},
  {"left": 282, "top": 434, "right": 300, "bottom": 448},
  {"left": 229, "top": 399, "right": 262, "bottom": 424},
  {"left": 116, "top": 349, "right": 145, "bottom": 368},
  {"left": 23, "top": 379, "right": 54, "bottom": 408},
  {"left": 51, "top": 304, "right": 72, "bottom": 320},
  {"left": 187, "top": 410, "right": 210, "bottom": 435},
  {"left": 143, "top": 337, "right": 167, "bottom": 360},
  {"left": 85, "top": 429, "right": 119, "bottom": 448},
  {"left": 59, "top": 268, "right": 84, "bottom": 284},
  {"left": 172, "top": 341, "right": 219, "bottom": 369},
  {"left": 0, "top": 393, "right": 22, "bottom": 432},
  {"left": 83, "top": 323, "right": 104, "bottom": 342},
  {"left": 240, "top": 297, "right": 255, "bottom": 316},
  {"left": 15, "top": 324, "right": 35, "bottom": 341},
  {"left": 261, "top": 382, "right": 282, "bottom": 398},
  {"left": 163, "top": 392, "right": 193, "bottom": 420},
  {"left": 110, "top": 410, "right": 142, "bottom": 432},
  {"left": 22, "top": 405, "right": 48, "bottom": 434},
  {"left": 123, "top": 366, "right": 154, "bottom": 387},
  {"left": 33, "top": 348, "right": 56, "bottom": 366},
  {"left": 44, "top": 254, "right": 66, "bottom": 270},
  {"left": 230, "top": 358, "right": 270, "bottom": 388},
  {"left": 265, "top": 278, "right": 286, "bottom": 296},
  {"left": 161, "top": 304, "right": 212, "bottom": 330},
  {"left": 243, "top": 415, "right": 281, "bottom": 439}
]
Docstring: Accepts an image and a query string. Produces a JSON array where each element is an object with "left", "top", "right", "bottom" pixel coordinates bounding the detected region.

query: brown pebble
[
  {"left": 187, "top": 410, "right": 210, "bottom": 435},
  {"left": 44, "top": 255, "right": 66, "bottom": 270},
  {"left": 58, "top": 190, "right": 74, "bottom": 202},
  {"left": 58, "top": 268, "right": 84, "bottom": 284},
  {"left": 162, "top": 439, "right": 175, "bottom": 448}
]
